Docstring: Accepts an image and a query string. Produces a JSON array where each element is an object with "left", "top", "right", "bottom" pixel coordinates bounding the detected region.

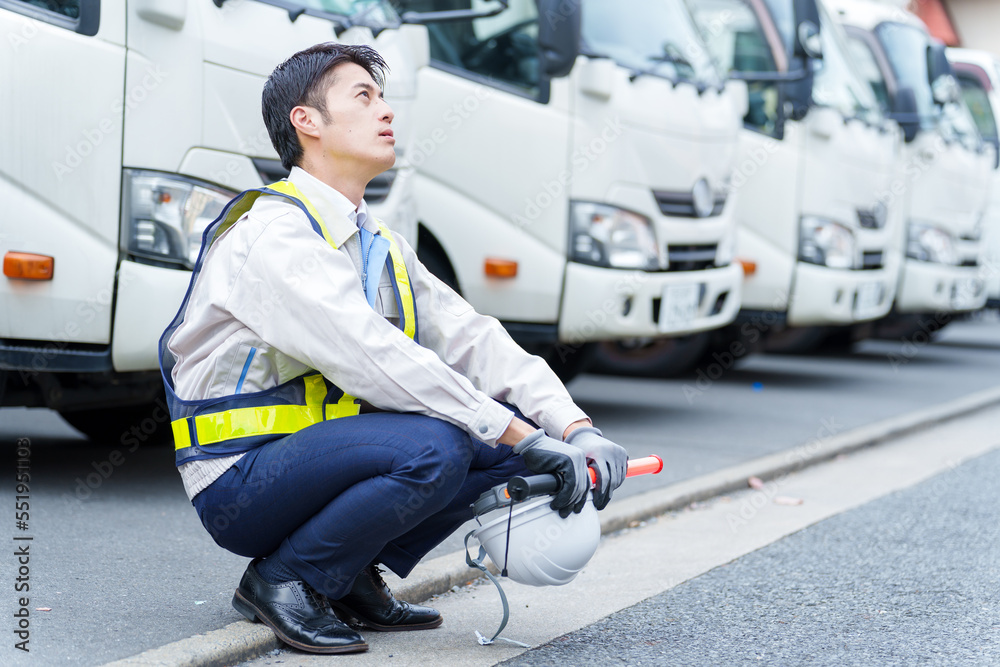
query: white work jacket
[{"left": 167, "top": 167, "right": 588, "bottom": 498}]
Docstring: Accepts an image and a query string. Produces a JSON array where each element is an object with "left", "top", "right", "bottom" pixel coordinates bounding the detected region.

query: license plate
[
  {"left": 854, "top": 282, "right": 883, "bottom": 320},
  {"left": 659, "top": 284, "right": 700, "bottom": 332}
]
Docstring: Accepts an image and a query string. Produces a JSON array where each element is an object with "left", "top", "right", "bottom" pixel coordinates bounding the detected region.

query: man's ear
[{"left": 290, "top": 106, "right": 322, "bottom": 139}]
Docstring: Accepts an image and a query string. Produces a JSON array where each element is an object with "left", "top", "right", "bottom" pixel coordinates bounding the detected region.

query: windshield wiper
[
  {"left": 651, "top": 50, "right": 694, "bottom": 71},
  {"left": 629, "top": 61, "right": 710, "bottom": 94},
  {"left": 627, "top": 47, "right": 710, "bottom": 92},
  {"left": 213, "top": 0, "right": 398, "bottom": 33}
]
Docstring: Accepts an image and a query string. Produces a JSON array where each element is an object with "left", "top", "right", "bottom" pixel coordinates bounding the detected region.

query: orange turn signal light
[
  {"left": 737, "top": 258, "right": 757, "bottom": 277},
  {"left": 4, "top": 252, "right": 54, "bottom": 281},
  {"left": 484, "top": 257, "right": 518, "bottom": 279}
]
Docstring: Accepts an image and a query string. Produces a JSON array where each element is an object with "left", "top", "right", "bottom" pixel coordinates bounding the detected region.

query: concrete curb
[{"left": 104, "top": 385, "right": 1000, "bottom": 667}]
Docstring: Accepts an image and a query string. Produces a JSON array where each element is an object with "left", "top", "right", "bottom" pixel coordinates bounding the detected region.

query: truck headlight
[
  {"left": 122, "top": 170, "right": 237, "bottom": 269},
  {"left": 798, "top": 216, "right": 855, "bottom": 269},
  {"left": 716, "top": 227, "right": 736, "bottom": 267},
  {"left": 906, "top": 222, "right": 958, "bottom": 265},
  {"left": 569, "top": 202, "right": 661, "bottom": 270}
]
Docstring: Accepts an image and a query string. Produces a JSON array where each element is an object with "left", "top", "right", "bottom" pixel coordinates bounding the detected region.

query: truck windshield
[
  {"left": 254, "top": 0, "right": 400, "bottom": 27},
  {"left": 874, "top": 22, "right": 935, "bottom": 122},
  {"left": 762, "top": 0, "right": 880, "bottom": 123},
  {"left": 582, "top": 0, "right": 722, "bottom": 89}
]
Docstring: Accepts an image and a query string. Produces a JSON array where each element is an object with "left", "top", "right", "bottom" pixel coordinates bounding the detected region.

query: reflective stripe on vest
[
  {"left": 161, "top": 181, "right": 417, "bottom": 465},
  {"left": 169, "top": 373, "right": 367, "bottom": 453}
]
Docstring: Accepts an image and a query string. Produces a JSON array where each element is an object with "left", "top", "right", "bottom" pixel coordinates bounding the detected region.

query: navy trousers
[{"left": 191, "top": 412, "right": 531, "bottom": 599}]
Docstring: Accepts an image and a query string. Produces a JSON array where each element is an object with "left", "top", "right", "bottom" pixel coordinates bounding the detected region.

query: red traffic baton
[{"left": 506, "top": 455, "right": 663, "bottom": 502}]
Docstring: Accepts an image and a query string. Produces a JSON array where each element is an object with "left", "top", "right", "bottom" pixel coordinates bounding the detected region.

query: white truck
[
  {"left": 684, "top": 0, "right": 902, "bottom": 355},
  {"left": 0, "top": 0, "right": 440, "bottom": 440},
  {"left": 948, "top": 47, "right": 1000, "bottom": 310},
  {"left": 831, "top": 0, "right": 992, "bottom": 337},
  {"left": 393, "top": 0, "right": 746, "bottom": 378}
]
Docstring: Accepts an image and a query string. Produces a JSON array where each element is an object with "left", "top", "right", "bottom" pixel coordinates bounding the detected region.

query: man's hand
[
  {"left": 513, "top": 429, "right": 589, "bottom": 517},
  {"left": 565, "top": 426, "right": 628, "bottom": 510}
]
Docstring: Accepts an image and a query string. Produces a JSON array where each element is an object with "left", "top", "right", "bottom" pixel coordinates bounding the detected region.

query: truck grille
[
  {"left": 666, "top": 244, "right": 718, "bottom": 271},
  {"left": 653, "top": 190, "right": 726, "bottom": 218},
  {"left": 861, "top": 251, "right": 884, "bottom": 270}
]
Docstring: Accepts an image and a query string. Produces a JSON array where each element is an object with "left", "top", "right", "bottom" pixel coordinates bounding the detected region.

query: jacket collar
[{"left": 287, "top": 167, "right": 378, "bottom": 248}]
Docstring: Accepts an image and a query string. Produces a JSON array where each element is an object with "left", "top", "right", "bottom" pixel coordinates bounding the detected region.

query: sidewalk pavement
[{"left": 103, "top": 384, "right": 1000, "bottom": 667}]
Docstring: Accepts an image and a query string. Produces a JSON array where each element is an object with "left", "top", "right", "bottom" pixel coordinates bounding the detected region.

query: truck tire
[
  {"left": 872, "top": 313, "right": 952, "bottom": 341},
  {"left": 416, "top": 234, "right": 460, "bottom": 293},
  {"left": 589, "top": 334, "right": 710, "bottom": 378},
  {"left": 59, "top": 403, "right": 169, "bottom": 446},
  {"left": 762, "top": 326, "right": 834, "bottom": 355}
]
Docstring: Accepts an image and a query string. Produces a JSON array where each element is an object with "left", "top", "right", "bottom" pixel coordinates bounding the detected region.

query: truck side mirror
[
  {"left": 928, "top": 43, "right": 960, "bottom": 105},
  {"left": 797, "top": 21, "right": 823, "bottom": 59},
  {"left": 793, "top": 0, "right": 822, "bottom": 59},
  {"left": 536, "top": 0, "right": 581, "bottom": 79},
  {"left": 931, "top": 74, "right": 961, "bottom": 105},
  {"left": 892, "top": 85, "right": 921, "bottom": 142},
  {"left": 927, "top": 42, "right": 952, "bottom": 85}
]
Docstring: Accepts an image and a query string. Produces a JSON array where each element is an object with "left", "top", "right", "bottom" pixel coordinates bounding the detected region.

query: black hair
[{"left": 262, "top": 43, "right": 389, "bottom": 171}]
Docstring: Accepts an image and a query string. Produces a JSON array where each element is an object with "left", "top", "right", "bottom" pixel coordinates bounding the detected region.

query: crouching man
[{"left": 159, "top": 43, "right": 628, "bottom": 654}]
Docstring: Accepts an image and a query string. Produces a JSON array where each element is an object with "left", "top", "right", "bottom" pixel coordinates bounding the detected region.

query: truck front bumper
[
  {"left": 895, "top": 261, "right": 987, "bottom": 314},
  {"left": 558, "top": 262, "right": 742, "bottom": 343},
  {"left": 112, "top": 260, "right": 191, "bottom": 372},
  {"left": 788, "top": 264, "right": 896, "bottom": 326}
]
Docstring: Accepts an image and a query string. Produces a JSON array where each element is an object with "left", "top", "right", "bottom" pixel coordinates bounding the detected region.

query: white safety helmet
[{"left": 471, "top": 495, "right": 601, "bottom": 587}]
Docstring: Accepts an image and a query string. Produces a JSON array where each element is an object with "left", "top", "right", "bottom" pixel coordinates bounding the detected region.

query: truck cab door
[
  {"left": 0, "top": 1, "right": 126, "bottom": 345},
  {"left": 689, "top": 0, "right": 804, "bottom": 310},
  {"left": 401, "top": 0, "right": 574, "bottom": 321}
]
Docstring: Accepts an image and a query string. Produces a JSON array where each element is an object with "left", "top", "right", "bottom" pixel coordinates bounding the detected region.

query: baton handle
[{"left": 506, "top": 455, "right": 663, "bottom": 502}]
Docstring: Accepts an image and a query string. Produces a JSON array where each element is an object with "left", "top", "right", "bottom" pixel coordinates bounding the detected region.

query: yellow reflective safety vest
[{"left": 159, "top": 180, "right": 418, "bottom": 466}]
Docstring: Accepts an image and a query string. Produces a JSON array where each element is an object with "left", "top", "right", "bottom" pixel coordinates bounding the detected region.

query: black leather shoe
[
  {"left": 331, "top": 563, "right": 443, "bottom": 632},
  {"left": 232, "top": 559, "right": 368, "bottom": 654}
]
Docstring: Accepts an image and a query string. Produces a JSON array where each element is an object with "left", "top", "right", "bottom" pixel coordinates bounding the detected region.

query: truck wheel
[
  {"left": 59, "top": 403, "right": 169, "bottom": 445},
  {"left": 762, "top": 326, "right": 834, "bottom": 355},
  {"left": 417, "top": 235, "right": 460, "bottom": 293},
  {"left": 872, "top": 313, "right": 952, "bottom": 340},
  {"left": 589, "top": 334, "right": 710, "bottom": 378}
]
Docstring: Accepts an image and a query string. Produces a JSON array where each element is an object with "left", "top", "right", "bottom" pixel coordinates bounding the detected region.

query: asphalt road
[
  {"left": 504, "top": 444, "right": 1000, "bottom": 666},
  {"left": 0, "top": 315, "right": 998, "bottom": 665}
]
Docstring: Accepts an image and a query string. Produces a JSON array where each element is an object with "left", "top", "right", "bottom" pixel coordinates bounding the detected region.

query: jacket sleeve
[
  {"left": 223, "top": 211, "right": 515, "bottom": 446},
  {"left": 392, "top": 235, "right": 590, "bottom": 439}
]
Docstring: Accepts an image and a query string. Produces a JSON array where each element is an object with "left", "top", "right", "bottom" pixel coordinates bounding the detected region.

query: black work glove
[
  {"left": 565, "top": 426, "right": 628, "bottom": 510},
  {"left": 513, "top": 429, "right": 589, "bottom": 518}
]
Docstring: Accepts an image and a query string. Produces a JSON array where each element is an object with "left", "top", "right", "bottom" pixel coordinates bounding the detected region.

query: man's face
[{"left": 313, "top": 62, "right": 396, "bottom": 176}]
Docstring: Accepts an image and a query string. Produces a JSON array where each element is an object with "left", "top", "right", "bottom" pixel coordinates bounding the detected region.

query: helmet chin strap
[
  {"left": 464, "top": 526, "right": 531, "bottom": 647},
  {"left": 501, "top": 501, "right": 514, "bottom": 578}
]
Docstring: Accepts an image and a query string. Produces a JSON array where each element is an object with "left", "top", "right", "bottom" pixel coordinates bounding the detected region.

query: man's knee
[{"left": 393, "top": 421, "right": 472, "bottom": 515}]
